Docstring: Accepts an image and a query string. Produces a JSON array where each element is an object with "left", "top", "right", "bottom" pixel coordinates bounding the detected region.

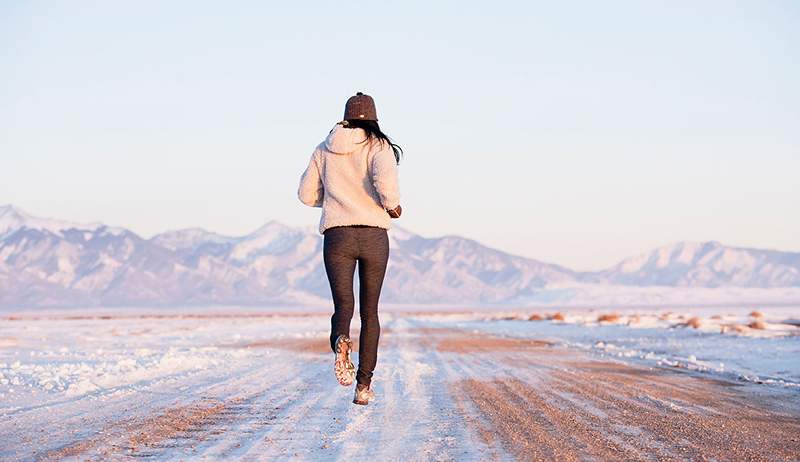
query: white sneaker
[
  {"left": 353, "top": 383, "right": 375, "bottom": 405},
  {"left": 334, "top": 334, "right": 355, "bottom": 386}
]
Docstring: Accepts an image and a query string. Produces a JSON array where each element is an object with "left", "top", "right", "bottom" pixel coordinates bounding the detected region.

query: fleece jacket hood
[{"left": 324, "top": 125, "right": 370, "bottom": 154}]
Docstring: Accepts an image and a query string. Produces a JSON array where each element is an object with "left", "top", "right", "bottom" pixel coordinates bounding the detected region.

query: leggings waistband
[{"left": 324, "top": 224, "right": 382, "bottom": 233}]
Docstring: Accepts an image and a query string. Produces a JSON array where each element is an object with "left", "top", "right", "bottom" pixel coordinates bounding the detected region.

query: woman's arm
[
  {"left": 371, "top": 146, "right": 400, "bottom": 211},
  {"left": 298, "top": 150, "right": 324, "bottom": 207}
]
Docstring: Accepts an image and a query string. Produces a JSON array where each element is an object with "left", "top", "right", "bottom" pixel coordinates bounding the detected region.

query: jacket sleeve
[
  {"left": 371, "top": 146, "right": 400, "bottom": 210},
  {"left": 298, "top": 150, "right": 324, "bottom": 207}
]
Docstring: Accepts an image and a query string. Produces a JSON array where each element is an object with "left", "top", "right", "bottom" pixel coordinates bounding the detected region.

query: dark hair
[{"left": 345, "top": 119, "right": 403, "bottom": 164}]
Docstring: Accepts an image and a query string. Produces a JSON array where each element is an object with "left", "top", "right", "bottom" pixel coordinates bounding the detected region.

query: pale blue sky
[{"left": 2, "top": 1, "right": 798, "bottom": 270}]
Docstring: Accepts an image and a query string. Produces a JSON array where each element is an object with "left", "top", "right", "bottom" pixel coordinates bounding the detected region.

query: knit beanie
[{"left": 343, "top": 92, "right": 378, "bottom": 121}]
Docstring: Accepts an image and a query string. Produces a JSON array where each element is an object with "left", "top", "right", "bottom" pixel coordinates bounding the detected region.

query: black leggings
[{"left": 323, "top": 225, "right": 390, "bottom": 387}]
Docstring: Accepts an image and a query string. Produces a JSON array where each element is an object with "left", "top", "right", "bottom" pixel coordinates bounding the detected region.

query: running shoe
[
  {"left": 353, "top": 383, "right": 376, "bottom": 405},
  {"left": 334, "top": 334, "right": 356, "bottom": 386}
]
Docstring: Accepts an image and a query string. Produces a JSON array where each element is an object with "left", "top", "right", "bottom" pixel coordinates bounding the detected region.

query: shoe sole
[
  {"left": 334, "top": 336, "right": 355, "bottom": 387},
  {"left": 353, "top": 399, "right": 368, "bottom": 405}
]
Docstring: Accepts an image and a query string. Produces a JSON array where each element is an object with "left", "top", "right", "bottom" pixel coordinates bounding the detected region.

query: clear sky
[{"left": 2, "top": 1, "right": 798, "bottom": 270}]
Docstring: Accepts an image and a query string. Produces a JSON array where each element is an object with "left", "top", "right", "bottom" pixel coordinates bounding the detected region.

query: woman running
[{"left": 297, "top": 92, "right": 403, "bottom": 405}]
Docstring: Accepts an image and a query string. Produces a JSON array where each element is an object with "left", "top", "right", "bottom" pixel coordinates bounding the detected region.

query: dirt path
[{"left": 1, "top": 314, "right": 798, "bottom": 461}]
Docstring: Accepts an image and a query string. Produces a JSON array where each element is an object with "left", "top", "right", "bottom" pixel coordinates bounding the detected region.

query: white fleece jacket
[{"left": 298, "top": 124, "right": 401, "bottom": 234}]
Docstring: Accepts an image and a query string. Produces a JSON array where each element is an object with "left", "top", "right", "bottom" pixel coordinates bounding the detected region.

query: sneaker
[
  {"left": 353, "top": 383, "right": 375, "bottom": 405},
  {"left": 334, "top": 334, "right": 355, "bottom": 386}
]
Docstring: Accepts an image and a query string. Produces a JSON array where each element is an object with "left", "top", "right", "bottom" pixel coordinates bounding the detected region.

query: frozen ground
[{"left": 0, "top": 307, "right": 799, "bottom": 461}]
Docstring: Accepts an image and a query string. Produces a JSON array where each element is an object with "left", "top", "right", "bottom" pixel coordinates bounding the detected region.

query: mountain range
[{"left": 1, "top": 204, "right": 799, "bottom": 308}]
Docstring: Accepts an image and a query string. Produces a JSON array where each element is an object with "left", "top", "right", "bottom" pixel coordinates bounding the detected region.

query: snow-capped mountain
[
  {"left": 150, "top": 228, "right": 237, "bottom": 253},
  {"left": 0, "top": 204, "right": 107, "bottom": 238},
  {"left": 1, "top": 205, "right": 799, "bottom": 308},
  {"left": 0, "top": 205, "right": 576, "bottom": 307},
  {"left": 384, "top": 232, "right": 577, "bottom": 303},
  {"left": 589, "top": 241, "right": 800, "bottom": 288}
]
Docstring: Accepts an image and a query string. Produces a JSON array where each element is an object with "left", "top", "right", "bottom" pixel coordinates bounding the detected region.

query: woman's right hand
[{"left": 387, "top": 204, "right": 402, "bottom": 218}]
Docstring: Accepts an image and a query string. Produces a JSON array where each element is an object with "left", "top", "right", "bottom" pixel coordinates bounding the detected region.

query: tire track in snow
[
  {"left": 200, "top": 363, "right": 334, "bottom": 461},
  {"left": 35, "top": 350, "right": 305, "bottom": 461},
  {"left": 329, "top": 317, "right": 474, "bottom": 461},
  {"left": 421, "top": 327, "right": 506, "bottom": 461},
  {"left": 0, "top": 360, "right": 268, "bottom": 461},
  {"left": 155, "top": 363, "right": 329, "bottom": 461}
]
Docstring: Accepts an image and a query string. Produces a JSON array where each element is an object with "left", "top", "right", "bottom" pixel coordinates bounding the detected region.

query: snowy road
[{"left": 1, "top": 310, "right": 799, "bottom": 461}]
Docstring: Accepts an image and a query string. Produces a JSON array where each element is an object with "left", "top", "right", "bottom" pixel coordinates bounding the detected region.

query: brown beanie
[{"left": 343, "top": 92, "right": 378, "bottom": 121}]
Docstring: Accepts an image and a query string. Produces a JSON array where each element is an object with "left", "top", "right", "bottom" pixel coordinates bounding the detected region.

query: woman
[{"left": 297, "top": 92, "right": 403, "bottom": 406}]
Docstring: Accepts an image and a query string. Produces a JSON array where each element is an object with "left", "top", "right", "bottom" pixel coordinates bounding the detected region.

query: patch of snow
[{"left": 423, "top": 305, "right": 800, "bottom": 388}]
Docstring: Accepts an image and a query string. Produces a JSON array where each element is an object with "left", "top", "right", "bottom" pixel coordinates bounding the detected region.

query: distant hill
[{"left": 584, "top": 241, "right": 800, "bottom": 288}]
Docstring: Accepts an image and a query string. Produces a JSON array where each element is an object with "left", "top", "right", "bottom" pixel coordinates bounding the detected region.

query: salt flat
[{"left": 0, "top": 307, "right": 798, "bottom": 461}]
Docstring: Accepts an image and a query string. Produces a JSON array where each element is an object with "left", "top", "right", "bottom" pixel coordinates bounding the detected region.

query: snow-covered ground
[
  {"left": 425, "top": 306, "right": 800, "bottom": 388},
  {"left": 0, "top": 307, "right": 798, "bottom": 461},
  {"left": 0, "top": 311, "right": 484, "bottom": 460},
  {"left": 0, "top": 312, "right": 325, "bottom": 410}
]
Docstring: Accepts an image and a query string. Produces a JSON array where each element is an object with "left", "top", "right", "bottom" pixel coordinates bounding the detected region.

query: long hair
[{"left": 345, "top": 119, "right": 403, "bottom": 164}]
